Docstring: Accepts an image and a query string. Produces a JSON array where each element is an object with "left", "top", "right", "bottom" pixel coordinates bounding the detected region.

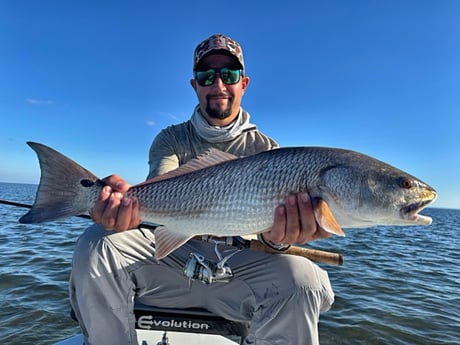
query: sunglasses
[{"left": 194, "top": 67, "right": 242, "bottom": 87}]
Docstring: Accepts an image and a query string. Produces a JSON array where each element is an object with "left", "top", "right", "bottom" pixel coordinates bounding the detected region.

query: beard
[{"left": 205, "top": 95, "right": 234, "bottom": 120}]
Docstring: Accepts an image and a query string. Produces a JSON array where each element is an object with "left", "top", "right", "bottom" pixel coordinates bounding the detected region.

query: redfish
[{"left": 19, "top": 142, "right": 437, "bottom": 259}]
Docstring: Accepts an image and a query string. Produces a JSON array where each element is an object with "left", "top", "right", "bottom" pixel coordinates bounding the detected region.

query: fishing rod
[
  {"left": 0, "top": 199, "right": 343, "bottom": 265},
  {"left": 0, "top": 199, "right": 91, "bottom": 219}
]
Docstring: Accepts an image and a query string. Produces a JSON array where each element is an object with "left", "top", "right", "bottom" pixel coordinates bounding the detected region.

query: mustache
[{"left": 206, "top": 93, "right": 232, "bottom": 100}]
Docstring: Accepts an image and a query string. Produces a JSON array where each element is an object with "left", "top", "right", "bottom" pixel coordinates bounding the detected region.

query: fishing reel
[{"left": 183, "top": 237, "right": 242, "bottom": 285}]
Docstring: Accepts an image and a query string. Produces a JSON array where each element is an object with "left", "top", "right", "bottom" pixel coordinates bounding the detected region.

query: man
[{"left": 70, "top": 33, "right": 334, "bottom": 345}]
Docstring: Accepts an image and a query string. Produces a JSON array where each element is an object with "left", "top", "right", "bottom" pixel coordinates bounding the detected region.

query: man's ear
[
  {"left": 190, "top": 78, "right": 197, "bottom": 90},
  {"left": 241, "top": 76, "right": 250, "bottom": 93}
]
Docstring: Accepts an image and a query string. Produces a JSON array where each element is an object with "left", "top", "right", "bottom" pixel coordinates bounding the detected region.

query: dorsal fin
[{"left": 140, "top": 148, "right": 238, "bottom": 185}]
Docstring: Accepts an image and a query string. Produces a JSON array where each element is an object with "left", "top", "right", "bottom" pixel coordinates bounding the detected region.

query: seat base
[
  {"left": 134, "top": 302, "right": 249, "bottom": 338},
  {"left": 70, "top": 302, "right": 249, "bottom": 344}
]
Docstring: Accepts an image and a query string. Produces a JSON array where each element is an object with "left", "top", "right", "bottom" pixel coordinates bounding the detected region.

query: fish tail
[{"left": 19, "top": 142, "right": 101, "bottom": 224}]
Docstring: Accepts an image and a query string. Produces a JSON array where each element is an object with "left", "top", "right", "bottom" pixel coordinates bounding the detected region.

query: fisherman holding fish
[{"left": 70, "top": 34, "right": 335, "bottom": 345}]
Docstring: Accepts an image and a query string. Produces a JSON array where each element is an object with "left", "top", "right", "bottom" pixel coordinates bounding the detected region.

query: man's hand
[
  {"left": 263, "top": 193, "right": 331, "bottom": 245},
  {"left": 90, "top": 174, "right": 140, "bottom": 231}
]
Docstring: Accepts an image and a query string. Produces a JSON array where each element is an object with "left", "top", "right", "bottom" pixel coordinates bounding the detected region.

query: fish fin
[
  {"left": 139, "top": 148, "right": 238, "bottom": 184},
  {"left": 312, "top": 199, "right": 346, "bottom": 237},
  {"left": 154, "top": 227, "right": 194, "bottom": 260},
  {"left": 19, "top": 142, "right": 100, "bottom": 224}
]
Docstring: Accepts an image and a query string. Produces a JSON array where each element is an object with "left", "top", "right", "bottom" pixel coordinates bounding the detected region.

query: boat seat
[
  {"left": 70, "top": 302, "right": 249, "bottom": 342},
  {"left": 134, "top": 302, "right": 249, "bottom": 338}
]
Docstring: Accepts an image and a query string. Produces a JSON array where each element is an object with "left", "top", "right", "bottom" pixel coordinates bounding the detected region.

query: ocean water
[{"left": 0, "top": 182, "right": 458, "bottom": 345}]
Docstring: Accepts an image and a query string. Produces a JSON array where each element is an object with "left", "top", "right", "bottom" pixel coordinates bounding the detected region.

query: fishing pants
[{"left": 69, "top": 224, "right": 335, "bottom": 345}]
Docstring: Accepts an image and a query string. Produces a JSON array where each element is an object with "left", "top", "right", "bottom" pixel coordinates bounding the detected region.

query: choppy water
[{"left": 0, "top": 182, "right": 458, "bottom": 344}]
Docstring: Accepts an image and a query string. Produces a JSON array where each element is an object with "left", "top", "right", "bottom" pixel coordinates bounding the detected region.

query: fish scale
[
  {"left": 133, "top": 150, "right": 303, "bottom": 232},
  {"left": 19, "top": 142, "right": 437, "bottom": 259}
]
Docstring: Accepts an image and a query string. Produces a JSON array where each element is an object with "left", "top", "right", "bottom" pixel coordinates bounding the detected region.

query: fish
[{"left": 19, "top": 142, "right": 437, "bottom": 259}]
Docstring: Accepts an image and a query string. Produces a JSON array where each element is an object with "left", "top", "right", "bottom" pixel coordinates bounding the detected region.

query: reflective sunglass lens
[
  {"left": 220, "top": 68, "right": 240, "bottom": 84},
  {"left": 196, "top": 70, "right": 215, "bottom": 86},
  {"left": 195, "top": 68, "right": 241, "bottom": 86}
]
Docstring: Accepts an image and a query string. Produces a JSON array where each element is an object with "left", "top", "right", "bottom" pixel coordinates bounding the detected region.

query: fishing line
[{"left": 0, "top": 199, "right": 91, "bottom": 219}]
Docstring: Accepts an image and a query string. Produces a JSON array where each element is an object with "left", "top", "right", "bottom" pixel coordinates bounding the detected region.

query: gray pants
[{"left": 69, "top": 225, "right": 334, "bottom": 345}]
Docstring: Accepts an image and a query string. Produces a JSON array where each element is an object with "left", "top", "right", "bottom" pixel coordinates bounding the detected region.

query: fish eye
[{"left": 399, "top": 177, "right": 413, "bottom": 189}]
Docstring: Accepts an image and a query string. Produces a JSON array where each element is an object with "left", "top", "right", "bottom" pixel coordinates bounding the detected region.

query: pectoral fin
[
  {"left": 312, "top": 199, "right": 346, "bottom": 237},
  {"left": 153, "top": 227, "right": 194, "bottom": 260}
]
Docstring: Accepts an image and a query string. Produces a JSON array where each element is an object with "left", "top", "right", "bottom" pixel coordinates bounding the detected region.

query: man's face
[{"left": 191, "top": 54, "right": 249, "bottom": 126}]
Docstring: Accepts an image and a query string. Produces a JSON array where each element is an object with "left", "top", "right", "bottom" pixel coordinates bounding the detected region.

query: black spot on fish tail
[
  {"left": 80, "top": 179, "right": 106, "bottom": 188},
  {"left": 80, "top": 179, "right": 94, "bottom": 187}
]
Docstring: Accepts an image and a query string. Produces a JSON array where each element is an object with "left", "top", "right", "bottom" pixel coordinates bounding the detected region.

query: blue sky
[{"left": 0, "top": 1, "right": 458, "bottom": 209}]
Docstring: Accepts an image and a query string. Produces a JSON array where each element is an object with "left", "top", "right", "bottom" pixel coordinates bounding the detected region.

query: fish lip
[{"left": 401, "top": 199, "right": 433, "bottom": 225}]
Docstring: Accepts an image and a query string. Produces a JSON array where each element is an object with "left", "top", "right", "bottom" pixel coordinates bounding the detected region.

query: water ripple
[{"left": 1, "top": 183, "right": 459, "bottom": 344}]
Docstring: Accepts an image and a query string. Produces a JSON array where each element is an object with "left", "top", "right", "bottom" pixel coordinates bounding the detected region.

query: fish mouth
[{"left": 401, "top": 198, "right": 435, "bottom": 225}]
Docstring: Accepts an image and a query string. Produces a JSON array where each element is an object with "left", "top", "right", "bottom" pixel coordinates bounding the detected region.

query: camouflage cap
[{"left": 193, "top": 33, "right": 245, "bottom": 71}]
